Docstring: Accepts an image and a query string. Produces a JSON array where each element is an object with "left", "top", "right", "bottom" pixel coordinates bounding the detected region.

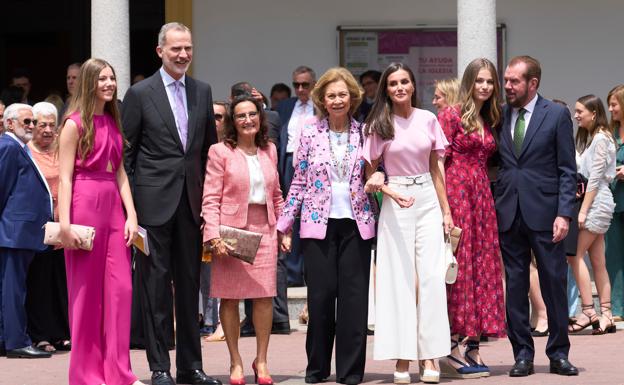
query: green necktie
[{"left": 513, "top": 108, "right": 526, "bottom": 155}]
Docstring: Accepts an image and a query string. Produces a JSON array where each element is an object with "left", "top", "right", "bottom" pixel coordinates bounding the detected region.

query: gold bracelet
[{"left": 208, "top": 238, "right": 221, "bottom": 249}]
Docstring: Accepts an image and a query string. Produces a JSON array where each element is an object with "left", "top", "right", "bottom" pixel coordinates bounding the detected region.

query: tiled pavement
[{"left": 3, "top": 321, "right": 624, "bottom": 385}]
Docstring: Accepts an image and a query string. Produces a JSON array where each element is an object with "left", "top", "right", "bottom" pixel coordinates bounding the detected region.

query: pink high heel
[
  {"left": 252, "top": 360, "right": 273, "bottom": 385},
  {"left": 229, "top": 365, "right": 246, "bottom": 385}
]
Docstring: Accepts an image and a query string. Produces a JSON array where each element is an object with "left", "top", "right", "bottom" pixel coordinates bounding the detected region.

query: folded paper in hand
[{"left": 133, "top": 226, "right": 150, "bottom": 256}]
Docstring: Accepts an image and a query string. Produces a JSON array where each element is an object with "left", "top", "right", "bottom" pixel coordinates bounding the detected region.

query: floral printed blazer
[{"left": 276, "top": 116, "right": 376, "bottom": 240}]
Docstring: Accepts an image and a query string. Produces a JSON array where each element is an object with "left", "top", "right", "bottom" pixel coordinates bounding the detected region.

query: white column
[
  {"left": 457, "top": 0, "right": 497, "bottom": 79},
  {"left": 92, "top": 0, "right": 130, "bottom": 98}
]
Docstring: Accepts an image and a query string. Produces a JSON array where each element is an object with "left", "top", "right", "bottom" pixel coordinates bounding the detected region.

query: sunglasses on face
[
  {"left": 214, "top": 113, "right": 223, "bottom": 121},
  {"left": 13, "top": 118, "right": 37, "bottom": 126},
  {"left": 292, "top": 82, "right": 311, "bottom": 90}
]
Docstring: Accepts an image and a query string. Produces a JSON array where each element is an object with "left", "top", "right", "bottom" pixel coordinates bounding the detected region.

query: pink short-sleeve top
[{"left": 362, "top": 108, "right": 448, "bottom": 176}]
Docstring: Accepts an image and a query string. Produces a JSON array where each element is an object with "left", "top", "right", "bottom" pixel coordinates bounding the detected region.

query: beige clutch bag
[
  {"left": 449, "top": 226, "right": 462, "bottom": 254},
  {"left": 219, "top": 225, "right": 263, "bottom": 264},
  {"left": 43, "top": 222, "right": 96, "bottom": 251}
]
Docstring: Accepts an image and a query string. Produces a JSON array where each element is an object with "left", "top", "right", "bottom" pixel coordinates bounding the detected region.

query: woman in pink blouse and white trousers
[
  {"left": 277, "top": 68, "right": 376, "bottom": 385},
  {"left": 363, "top": 63, "right": 453, "bottom": 384}
]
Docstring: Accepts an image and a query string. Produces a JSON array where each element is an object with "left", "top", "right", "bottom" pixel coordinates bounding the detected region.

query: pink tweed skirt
[{"left": 210, "top": 204, "right": 277, "bottom": 299}]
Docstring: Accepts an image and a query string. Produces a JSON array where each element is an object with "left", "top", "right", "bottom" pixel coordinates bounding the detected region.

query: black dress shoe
[
  {"left": 6, "top": 345, "right": 52, "bottom": 358},
  {"left": 0, "top": 346, "right": 5, "bottom": 357},
  {"left": 337, "top": 375, "right": 362, "bottom": 384},
  {"left": 509, "top": 359, "right": 534, "bottom": 377},
  {"left": 304, "top": 375, "right": 327, "bottom": 383},
  {"left": 271, "top": 321, "right": 291, "bottom": 335},
  {"left": 176, "top": 369, "right": 222, "bottom": 385},
  {"left": 152, "top": 371, "right": 175, "bottom": 385},
  {"left": 240, "top": 320, "right": 256, "bottom": 337},
  {"left": 549, "top": 358, "right": 579, "bottom": 376}
]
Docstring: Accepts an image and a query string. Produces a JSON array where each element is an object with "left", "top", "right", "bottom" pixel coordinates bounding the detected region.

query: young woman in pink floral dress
[{"left": 437, "top": 58, "right": 506, "bottom": 378}]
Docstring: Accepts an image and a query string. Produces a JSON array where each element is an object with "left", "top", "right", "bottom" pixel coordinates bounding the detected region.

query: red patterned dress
[{"left": 438, "top": 106, "right": 506, "bottom": 337}]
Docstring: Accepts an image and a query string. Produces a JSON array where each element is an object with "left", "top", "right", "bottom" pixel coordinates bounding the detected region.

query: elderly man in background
[
  {"left": 24, "top": 102, "right": 71, "bottom": 354},
  {"left": 0, "top": 103, "right": 53, "bottom": 358}
]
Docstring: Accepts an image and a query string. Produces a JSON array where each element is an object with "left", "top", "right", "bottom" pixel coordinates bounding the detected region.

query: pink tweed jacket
[
  {"left": 202, "top": 142, "right": 283, "bottom": 242},
  {"left": 276, "top": 117, "right": 376, "bottom": 240}
]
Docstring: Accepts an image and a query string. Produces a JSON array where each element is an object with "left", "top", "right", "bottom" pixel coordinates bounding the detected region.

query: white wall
[{"left": 193, "top": 0, "right": 623, "bottom": 109}]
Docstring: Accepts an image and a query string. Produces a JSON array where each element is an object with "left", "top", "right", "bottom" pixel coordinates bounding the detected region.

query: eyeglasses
[
  {"left": 233, "top": 111, "right": 259, "bottom": 121},
  {"left": 292, "top": 82, "right": 311, "bottom": 90},
  {"left": 13, "top": 118, "right": 37, "bottom": 126},
  {"left": 214, "top": 113, "right": 223, "bottom": 122},
  {"left": 37, "top": 122, "right": 57, "bottom": 129}
]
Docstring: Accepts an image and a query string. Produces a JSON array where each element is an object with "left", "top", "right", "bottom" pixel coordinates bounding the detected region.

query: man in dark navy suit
[
  {"left": 276, "top": 66, "right": 316, "bottom": 288},
  {"left": 0, "top": 103, "right": 52, "bottom": 358},
  {"left": 496, "top": 56, "right": 578, "bottom": 377},
  {"left": 122, "top": 22, "right": 220, "bottom": 385}
]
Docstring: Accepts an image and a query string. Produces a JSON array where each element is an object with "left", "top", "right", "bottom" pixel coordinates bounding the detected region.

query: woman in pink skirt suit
[
  {"left": 58, "top": 58, "right": 143, "bottom": 385},
  {"left": 202, "top": 95, "right": 284, "bottom": 385}
]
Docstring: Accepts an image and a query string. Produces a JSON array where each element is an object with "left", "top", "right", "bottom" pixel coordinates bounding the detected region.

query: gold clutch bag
[
  {"left": 218, "top": 225, "right": 263, "bottom": 264},
  {"left": 43, "top": 222, "right": 96, "bottom": 251}
]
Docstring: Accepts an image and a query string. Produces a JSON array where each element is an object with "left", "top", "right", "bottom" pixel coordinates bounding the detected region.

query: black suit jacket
[
  {"left": 494, "top": 95, "right": 576, "bottom": 232},
  {"left": 121, "top": 70, "right": 217, "bottom": 227}
]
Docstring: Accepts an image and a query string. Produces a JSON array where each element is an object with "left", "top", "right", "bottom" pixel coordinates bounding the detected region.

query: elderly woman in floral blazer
[{"left": 277, "top": 67, "right": 375, "bottom": 385}]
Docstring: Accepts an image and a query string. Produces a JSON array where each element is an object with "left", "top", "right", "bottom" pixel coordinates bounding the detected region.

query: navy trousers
[
  {"left": 500, "top": 211, "right": 570, "bottom": 361},
  {"left": 0, "top": 247, "right": 35, "bottom": 350},
  {"left": 282, "top": 153, "right": 305, "bottom": 286}
]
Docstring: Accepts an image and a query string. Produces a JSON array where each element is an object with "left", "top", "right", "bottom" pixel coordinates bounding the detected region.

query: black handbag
[{"left": 576, "top": 173, "right": 588, "bottom": 201}]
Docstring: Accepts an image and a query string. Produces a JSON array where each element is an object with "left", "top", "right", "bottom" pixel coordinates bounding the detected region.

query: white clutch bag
[
  {"left": 43, "top": 222, "right": 96, "bottom": 251},
  {"left": 444, "top": 236, "right": 458, "bottom": 284}
]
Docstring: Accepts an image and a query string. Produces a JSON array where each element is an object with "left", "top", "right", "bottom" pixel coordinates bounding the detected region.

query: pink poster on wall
[{"left": 340, "top": 27, "right": 505, "bottom": 112}]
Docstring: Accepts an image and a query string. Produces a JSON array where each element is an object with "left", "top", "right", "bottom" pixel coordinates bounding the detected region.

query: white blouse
[
  {"left": 328, "top": 130, "right": 354, "bottom": 219},
  {"left": 245, "top": 154, "right": 267, "bottom": 204}
]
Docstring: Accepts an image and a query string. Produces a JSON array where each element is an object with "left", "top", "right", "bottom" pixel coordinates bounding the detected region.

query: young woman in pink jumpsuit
[{"left": 58, "top": 58, "right": 144, "bottom": 385}]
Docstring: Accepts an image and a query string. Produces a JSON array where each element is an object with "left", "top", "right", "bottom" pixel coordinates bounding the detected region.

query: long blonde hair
[
  {"left": 459, "top": 58, "right": 501, "bottom": 134},
  {"left": 63, "top": 58, "right": 122, "bottom": 162}
]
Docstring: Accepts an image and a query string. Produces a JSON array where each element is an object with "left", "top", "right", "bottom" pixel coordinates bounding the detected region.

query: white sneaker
[
  {"left": 418, "top": 361, "right": 440, "bottom": 384},
  {"left": 419, "top": 368, "right": 440, "bottom": 384},
  {"left": 393, "top": 371, "right": 411, "bottom": 384}
]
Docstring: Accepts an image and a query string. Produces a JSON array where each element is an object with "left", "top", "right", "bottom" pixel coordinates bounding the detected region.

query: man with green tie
[{"left": 495, "top": 56, "right": 578, "bottom": 377}]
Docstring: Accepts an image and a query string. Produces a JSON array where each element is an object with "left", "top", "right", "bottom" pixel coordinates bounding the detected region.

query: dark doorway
[{"left": 1, "top": 0, "right": 164, "bottom": 103}]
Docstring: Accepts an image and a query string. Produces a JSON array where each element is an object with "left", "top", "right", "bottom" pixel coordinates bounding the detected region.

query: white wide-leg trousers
[{"left": 373, "top": 174, "right": 451, "bottom": 360}]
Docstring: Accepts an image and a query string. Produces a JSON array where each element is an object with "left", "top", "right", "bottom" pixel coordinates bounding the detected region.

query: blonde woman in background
[{"left": 432, "top": 78, "right": 460, "bottom": 114}]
